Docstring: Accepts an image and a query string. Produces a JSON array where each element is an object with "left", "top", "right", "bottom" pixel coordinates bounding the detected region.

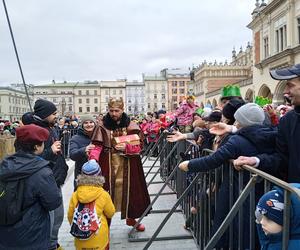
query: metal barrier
[{"left": 137, "top": 138, "right": 300, "bottom": 250}]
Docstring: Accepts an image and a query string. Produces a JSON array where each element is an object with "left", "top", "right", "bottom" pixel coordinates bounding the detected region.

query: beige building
[
  {"left": 0, "top": 86, "right": 33, "bottom": 121},
  {"left": 33, "top": 80, "right": 126, "bottom": 116},
  {"left": 192, "top": 44, "right": 253, "bottom": 108},
  {"left": 161, "top": 68, "right": 190, "bottom": 111},
  {"left": 99, "top": 80, "right": 126, "bottom": 114},
  {"left": 143, "top": 74, "right": 168, "bottom": 113},
  {"left": 247, "top": 0, "right": 300, "bottom": 104}
]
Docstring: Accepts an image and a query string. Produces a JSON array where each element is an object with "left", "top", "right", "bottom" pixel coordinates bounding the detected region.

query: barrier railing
[{"left": 138, "top": 138, "right": 300, "bottom": 250}]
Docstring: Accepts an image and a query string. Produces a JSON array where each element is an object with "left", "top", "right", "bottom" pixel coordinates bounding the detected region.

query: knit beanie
[
  {"left": 234, "top": 103, "right": 265, "bottom": 127},
  {"left": 82, "top": 160, "right": 101, "bottom": 176},
  {"left": 80, "top": 115, "right": 96, "bottom": 125},
  {"left": 222, "top": 99, "right": 245, "bottom": 125},
  {"left": 34, "top": 99, "right": 57, "bottom": 119},
  {"left": 256, "top": 189, "right": 284, "bottom": 226}
]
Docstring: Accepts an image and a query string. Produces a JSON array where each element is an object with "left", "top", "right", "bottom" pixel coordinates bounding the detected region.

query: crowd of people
[{"left": 0, "top": 63, "right": 300, "bottom": 249}]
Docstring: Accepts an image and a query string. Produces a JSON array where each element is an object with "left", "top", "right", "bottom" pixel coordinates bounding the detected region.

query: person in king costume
[{"left": 88, "top": 97, "right": 150, "bottom": 231}]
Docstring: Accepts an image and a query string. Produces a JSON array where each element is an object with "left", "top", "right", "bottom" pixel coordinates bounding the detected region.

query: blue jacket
[
  {"left": 69, "top": 128, "right": 91, "bottom": 179},
  {"left": 257, "top": 183, "right": 300, "bottom": 250},
  {"left": 0, "top": 152, "right": 61, "bottom": 250},
  {"left": 258, "top": 106, "right": 300, "bottom": 182},
  {"left": 188, "top": 125, "right": 277, "bottom": 173}
]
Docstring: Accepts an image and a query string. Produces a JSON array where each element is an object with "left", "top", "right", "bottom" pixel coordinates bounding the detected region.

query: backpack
[
  {"left": 0, "top": 179, "right": 26, "bottom": 226},
  {"left": 70, "top": 201, "right": 101, "bottom": 240}
]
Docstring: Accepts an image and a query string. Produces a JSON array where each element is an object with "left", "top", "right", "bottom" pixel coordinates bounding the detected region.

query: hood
[
  {"left": 0, "top": 152, "right": 49, "bottom": 181},
  {"left": 76, "top": 174, "right": 106, "bottom": 203},
  {"left": 237, "top": 125, "right": 277, "bottom": 154}
]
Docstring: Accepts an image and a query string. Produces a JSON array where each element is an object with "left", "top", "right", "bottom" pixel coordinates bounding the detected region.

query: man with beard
[
  {"left": 234, "top": 64, "right": 300, "bottom": 183},
  {"left": 22, "top": 99, "right": 68, "bottom": 250},
  {"left": 88, "top": 97, "right": 150, "bottom": 231}
]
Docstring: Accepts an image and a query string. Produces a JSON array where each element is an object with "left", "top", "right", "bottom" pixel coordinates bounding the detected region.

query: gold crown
[{"left": 108, "top": 97, "right": 124, "bottom": 109}]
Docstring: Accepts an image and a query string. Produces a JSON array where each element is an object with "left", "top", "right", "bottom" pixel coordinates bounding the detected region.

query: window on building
[
  {"left": 79, "top": 98, "right": 82, "bottom": 104},
  {"left": 179, "top": 81, "right": 185, "bottom": 87},
  {"left": 172, "top": 81, "right": 177, "bottom": 87},
  {"left": 162, "top": 103, "right": 165, "bottom": 108},
  {"left": 105, "top": 97, "right": 109, "bottom": 102},
  {"left": 161, "top": 94, "right": 165, "bottom": 99},
  {"left": 79, "top": 107, "right": 82, "bottom": 112},
  {"left": 128, "top": 106, "right": 132, "bottom": 111},
  {"left": 172, "top": 96, "right": 177, "bottom": 101},
  {"left": 113, "top": 90, "right": 116, "bottom": 95},
  {"left": 172, "top": 89, "right": 177, "bottom": 94},
  {"left": 264, "top": 36, "right": 269, "bottom": 58},
  {"left": 128, "top": 99, "right": 131, "bottom": 103},
  {"left": 53, "top": 98, "right": 57, "bottom": 103},
  {"left": 94, "top": 107, "right": 98, "bottom": 112},
  {"left": 154, "top": 94, "right": 157, "bottom": 99},
  {"left": 86, "top": 90, "right": 89, "bottom": 95},
  {"left": 94, "top": 90, "right": 97, "bottom": 95},
  {"left": 119, "top": 90, "right": 122, "bottom": 94},
  {"left": 94, "top": 98, "right": 98, "bottom": 104},
  {"left": 69, "top": 106, "right": 72, "bottom": 111},
  {"left": 173, "top": 104, "right": 177, "bottom": 110},
  {"left": 179, "top": 88, "right": 185, "bottom": 94},
  {"left": 105, "top": 90, "right": 109, "bottom": 95},
  {"left": 148, "top": 103, "right": 150, "bottom": 108},
  {"left": 154, "top": 103, "right": 157, "bottom": 109},
  {"left": 275, "top": 24, "right": 287, "bottom": 52},
  {"left": 86, "top": 98, "right": 90, "bottom": 104},
  {"left": 87, "top": 107, "right": 90, "bottom": 112},
  {"left": 298, "top": 17, "right": 300, "bottom": 44},
  {"left": 78, "top": 90, "right": 82, "bottom": 95},
  {"left": 68, "top": 97, "right": 72, "bottom": 102}
]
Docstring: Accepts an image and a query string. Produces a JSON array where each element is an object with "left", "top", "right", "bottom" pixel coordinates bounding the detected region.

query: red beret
[{"left": 16, "top": 124, "right": 49, "bottom": 144}]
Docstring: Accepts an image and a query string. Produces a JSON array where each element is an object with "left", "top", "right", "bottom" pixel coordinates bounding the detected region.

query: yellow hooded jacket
[{"left": 68, "top": 175, "right": 115, "bottom": 250}]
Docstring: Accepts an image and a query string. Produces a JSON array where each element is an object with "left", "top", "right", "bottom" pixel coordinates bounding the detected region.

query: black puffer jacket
[
  {"left": 29, "top": 115, "right": 69, "bottom": 186},
  {"left": 0, "top": 152, "right": 61, "bottom": 250}
]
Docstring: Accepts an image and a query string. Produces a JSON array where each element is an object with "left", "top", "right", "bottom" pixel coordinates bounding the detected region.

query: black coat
[
  {"left": 188, "top": 125, "right": 277, "bottom": 249},
  {"left": 258, "top": 106, "right": 300, "bottom": 182},
  {"left": 0, "top": 152, "right": 61, "bottom": 250},
  {"left": 69, "top": 128, "right": 91, "bottom": 179},
  {"left": 31, "top": 117, "right": 68, "bottom": 186}
]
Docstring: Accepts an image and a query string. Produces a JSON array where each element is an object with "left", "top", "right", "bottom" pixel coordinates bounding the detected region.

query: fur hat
[
  {"left": 34, "top": 99, "right": 57, "bottom": 119},
  {"left": 234, "top": 103, "right": 265, "bottom": 127},
  {"left": 256, "top": 190, "right": 284, "bottom": 226}
]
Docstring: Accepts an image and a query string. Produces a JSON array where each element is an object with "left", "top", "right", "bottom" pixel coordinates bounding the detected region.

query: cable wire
[{"left": 2, "top": 0, "right": 33, "bottom": 111}]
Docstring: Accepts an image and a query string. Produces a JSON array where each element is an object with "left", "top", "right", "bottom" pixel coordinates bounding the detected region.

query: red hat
[{"left": 16, "top": 124, "right": 49, "bottom": 144}]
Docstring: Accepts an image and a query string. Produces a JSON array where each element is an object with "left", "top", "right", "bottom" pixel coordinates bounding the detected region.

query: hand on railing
[
  {"left": 166, "top": 131, "right": 186, "bottom": 142},
  {"left": 233, "top": 156, "right": 258, "bottom": 171},
  {"left": 209, "top": 122, "right": 232, "bottom": 136},
  {"left": 178, "top": 160, "right": 189, "bottom": 172}
]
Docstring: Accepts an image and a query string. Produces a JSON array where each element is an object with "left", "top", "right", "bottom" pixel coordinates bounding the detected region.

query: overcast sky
[{"left": 0, "top": 0, "right": 256, "bottom": 86}]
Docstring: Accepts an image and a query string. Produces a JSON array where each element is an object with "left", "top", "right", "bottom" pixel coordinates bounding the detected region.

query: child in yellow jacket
[{"left": 68, "top": 160, "right": 115, "bottom": 250}]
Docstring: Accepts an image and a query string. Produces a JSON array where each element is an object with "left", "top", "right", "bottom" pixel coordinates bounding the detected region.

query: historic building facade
[
  {"left": 191, "top": 44, "right": 253, "bottom": 108},
  {"left": 125, "top": 81, "right": 145, "bottom": 115},
  {"left": 161, "top": 68, "right": 190, "bottom": 111},
  {"left": 248, "top": 0, "right": 300, "bottom": 105},
  {"left": 143, "top": 74, "right": 168, "bottom": 113},
  {"left": 0, "top": 86, "right": 33, "bottom": 121}
]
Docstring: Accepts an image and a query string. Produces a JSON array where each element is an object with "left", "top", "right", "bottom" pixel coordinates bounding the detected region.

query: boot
[{"left": 126, "top": 218, "right": 145, "bottom": 232}]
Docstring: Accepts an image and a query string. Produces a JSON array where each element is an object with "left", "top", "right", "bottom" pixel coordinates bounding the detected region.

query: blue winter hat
[
  {"left": 270, "top": 64, "right": 300, "bottom": 80},
  {"left": 82, "top": 160, "right": 101, "bottom": 176},
  {"left": 256, "top": 190, "right": 284, "bottom": 226}
]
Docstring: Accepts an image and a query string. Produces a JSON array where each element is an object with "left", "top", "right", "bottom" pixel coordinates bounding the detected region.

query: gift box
[{"left": 112, "top": 134, "right": 140, "bottom": 146}]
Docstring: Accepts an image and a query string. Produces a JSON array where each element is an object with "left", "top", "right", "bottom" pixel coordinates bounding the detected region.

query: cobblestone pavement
[{"left": 58, "top": 159, "right": 198, "bottom": 250}]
